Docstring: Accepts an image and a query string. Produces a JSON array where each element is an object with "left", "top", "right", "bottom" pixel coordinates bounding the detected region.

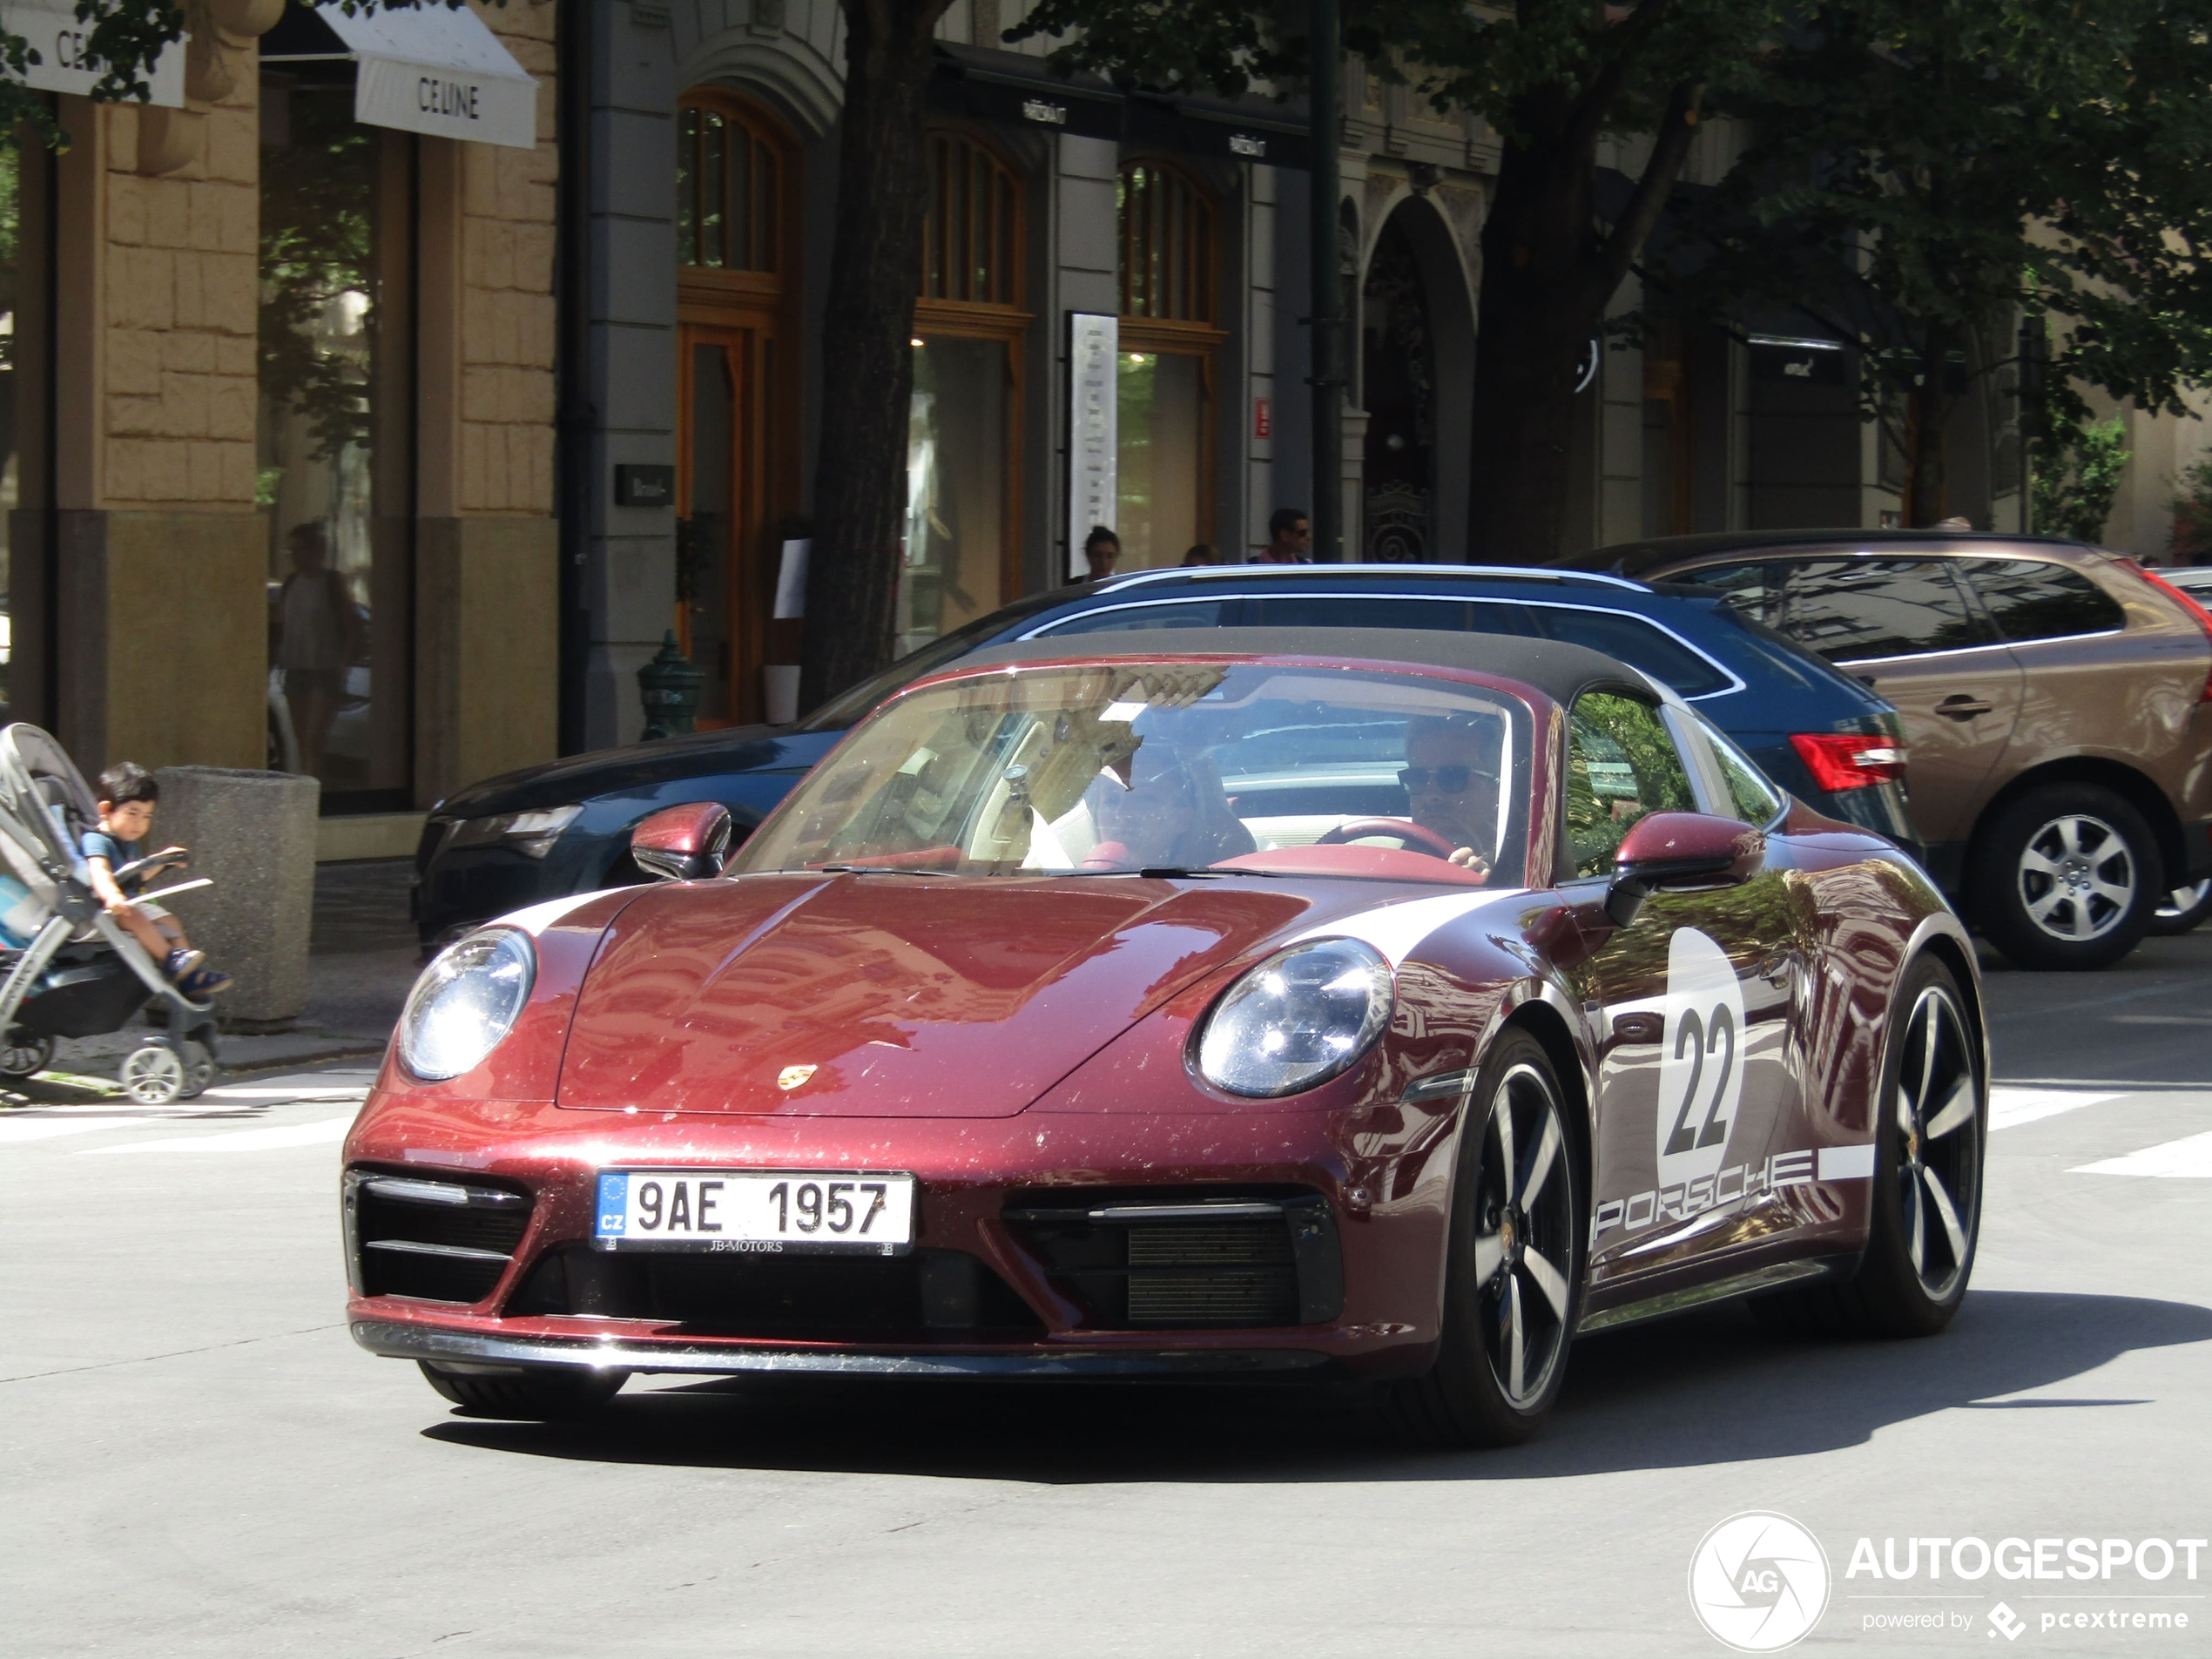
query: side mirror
[
  {"left": 1604, "top": 812, "right": 1764, "bottom": 927},
  {"left": 631, "top": 801, "right": 733, "bottom": 881}
]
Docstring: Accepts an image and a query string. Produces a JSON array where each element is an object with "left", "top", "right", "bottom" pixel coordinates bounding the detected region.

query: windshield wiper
[{"left": 1052, "top": 865, "right": 1282, "bottom": 880}]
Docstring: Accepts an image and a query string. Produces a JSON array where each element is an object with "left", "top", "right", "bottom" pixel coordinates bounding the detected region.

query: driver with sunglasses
[{"left": 1400, "top": 718, "right": 1500, "bottom": 874}]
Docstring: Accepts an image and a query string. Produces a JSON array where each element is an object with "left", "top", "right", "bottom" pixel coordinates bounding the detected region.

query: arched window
[
  {"left": 1118, "top": 159, "right": 1216, "bottom": 324},
  {"left": 921, "top": 131, "right": 1022, "bottom": 308},
  {"left": 678, "top": 99, "right": 780, "bottom": 273},
  {"left": 1113, "top": 159, "right": 1224, "bottom": 572}
]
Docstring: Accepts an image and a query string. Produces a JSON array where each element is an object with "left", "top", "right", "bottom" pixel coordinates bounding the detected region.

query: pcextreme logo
[{"left": 1689, "top": 1511, "right": 1832, "bottom": 1652}]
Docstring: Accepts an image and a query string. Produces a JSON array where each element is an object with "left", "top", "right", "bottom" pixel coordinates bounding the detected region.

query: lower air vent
[
  {"left": 347, "top": 1172, "right": 531, "bottom": 1305},
  {"left": 1003, "top": 1190, "right": 1343, "bottom": 1331},
  {"left": 506, "top": 1245, "right": 1045, "bottom": 1341}
]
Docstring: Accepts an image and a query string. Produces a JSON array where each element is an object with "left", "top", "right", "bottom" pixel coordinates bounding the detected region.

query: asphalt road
[{"left": 5, "top": 933, "right": 2209, "bottom": 1658}]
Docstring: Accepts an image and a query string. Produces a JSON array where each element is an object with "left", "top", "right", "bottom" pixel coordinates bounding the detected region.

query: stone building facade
[{"left": 3, "top": 0, "right": 561, "bottom": 853}]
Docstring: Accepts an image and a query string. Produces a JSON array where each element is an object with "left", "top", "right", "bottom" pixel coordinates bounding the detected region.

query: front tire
[
  {"left": 419, "top": 1362, "right": 625, "bottom": 1419},
  {"left": 1391, "top": 1029, "right": 1583, "bottom": 1447},
  {"left": 2148, "top": 879, "right": 2212, "bottom": 937},
  {"left": 1754, "top": 954, "right": 1984, "bottom": 1339},
  {"left": 1972, "top": 784, "right": 2155, "bottom": 970}
]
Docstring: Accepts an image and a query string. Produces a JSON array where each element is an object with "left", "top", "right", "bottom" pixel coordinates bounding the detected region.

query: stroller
[{"left": 0, "top": 725, "right": 221, "bottom": 1104}]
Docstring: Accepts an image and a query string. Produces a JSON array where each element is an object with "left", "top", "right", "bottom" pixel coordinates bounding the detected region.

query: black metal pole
[
  {"left": 554, "top": 0, "right": 594, "bottom": 754},
  {"left": 1309, "top": 0, "right": 1343, "bottom": 562}
]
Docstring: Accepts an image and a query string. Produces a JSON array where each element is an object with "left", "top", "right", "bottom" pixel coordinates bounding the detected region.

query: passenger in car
[
  {"left": 1401, "top": 717, "right": 1501, "bottom": 874},
  {"left": 1080, "top": 745, "right": 1255, "bottom": 870}
]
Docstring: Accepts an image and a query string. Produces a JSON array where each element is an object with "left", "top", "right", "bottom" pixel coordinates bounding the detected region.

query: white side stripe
[
  {"left": 1817, "top": 1143, "right": 1877, "bottom": 1181},
  {"left": 1289, "top": 889, "right": 1526, "bottom": 968}
]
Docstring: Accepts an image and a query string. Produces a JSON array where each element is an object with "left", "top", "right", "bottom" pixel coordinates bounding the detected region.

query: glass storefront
[
  {"left": 258, "top": 73, "right": 414, "bottom": 808},
  {"left": 901, "top": 335, "right": 1008, "bottom": 655},
  {"left": 1115, "top": 349, "right": 1203, "bottom": 570}
]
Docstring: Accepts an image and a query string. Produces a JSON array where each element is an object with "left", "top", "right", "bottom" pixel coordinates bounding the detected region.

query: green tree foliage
[
  {"left": 2031, "top": 415, "right": 2129, "bottom": 545},
  {"left": 1013, "top": 0, "right": 1788, "bottom": 562},
  {"left": 1664, "top": 0, "right": 2212, "bottom": 528}
]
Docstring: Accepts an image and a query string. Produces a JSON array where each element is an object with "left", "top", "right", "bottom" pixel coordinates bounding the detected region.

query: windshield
[{"left": 735, "top": 662, "right": 1534, "bottom": 883}]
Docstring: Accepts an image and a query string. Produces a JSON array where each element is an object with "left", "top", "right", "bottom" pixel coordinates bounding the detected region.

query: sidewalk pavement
[{"left": 30, "top": 860, "right": 421, "bottom": 1092}]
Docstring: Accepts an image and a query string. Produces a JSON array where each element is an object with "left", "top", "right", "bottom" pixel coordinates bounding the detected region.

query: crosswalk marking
[
  {"left": 1988, "top": 1087, "right": 2122, "bottom": 1131},
  {"left": 2071, "top": 1131, "right": 2212, "bottom": 1179},
  {"left": 0, "top": 1116, "right": 148, "bottom": 1144},
  {"left": 79, "top": 1116, "right": 357, "bottom": 1155}
]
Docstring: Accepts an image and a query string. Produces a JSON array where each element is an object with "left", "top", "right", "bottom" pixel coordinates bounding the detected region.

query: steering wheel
[{"left": 1313, "top": 818, "right": 1463, "bottom": 860}]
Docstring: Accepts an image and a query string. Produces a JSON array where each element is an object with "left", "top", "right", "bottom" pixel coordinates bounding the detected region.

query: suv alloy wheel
[{"left": 1972, "top": 783, "right": 2157, "bottom": 970}]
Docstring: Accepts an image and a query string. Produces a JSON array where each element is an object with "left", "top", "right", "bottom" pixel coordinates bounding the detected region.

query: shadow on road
[{"left": 421, "top": 1288, "right": 2212, "bottom": 1481}]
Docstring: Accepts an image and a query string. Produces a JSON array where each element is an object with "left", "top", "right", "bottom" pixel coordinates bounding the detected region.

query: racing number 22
[
  {"left": 1663, "top": 1005, "right": 1735, "bottom": 1156},
  {"left": 768, "top": 1180, "right": 890, "bottom": 1237}
]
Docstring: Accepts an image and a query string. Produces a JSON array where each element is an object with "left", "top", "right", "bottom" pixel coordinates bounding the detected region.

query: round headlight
[
  {"left": 1196, "top": 937, "right": 1394, "bottom": 1098},
  {"left": 397, "top": 927, "right": 536, "bottom": 1081}
]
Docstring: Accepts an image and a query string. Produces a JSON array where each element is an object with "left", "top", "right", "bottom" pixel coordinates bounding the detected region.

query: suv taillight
[
  {"left": 2121, "top": 561, "right": 2212, "bottom": 703},
  {"left": 1790, "top": 732, "right": 1907, "bottom": 792}
]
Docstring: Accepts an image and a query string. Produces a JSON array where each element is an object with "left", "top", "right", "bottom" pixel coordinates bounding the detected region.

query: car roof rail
[{"left": 1095, "top": 562, "right": 1648, "bottom": 594}]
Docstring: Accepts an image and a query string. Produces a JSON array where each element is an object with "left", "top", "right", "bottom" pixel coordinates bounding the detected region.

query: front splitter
[{"left": 351, "top": 1318, "right": 1334, "bottom": 1379}]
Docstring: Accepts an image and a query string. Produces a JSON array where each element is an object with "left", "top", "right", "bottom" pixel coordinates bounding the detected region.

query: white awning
[
  {"left": 0, "top": 0, "right": 185, "bottom": 106},
  {"left": 264, "top": 2, "right": 536, "bottom": 151}
]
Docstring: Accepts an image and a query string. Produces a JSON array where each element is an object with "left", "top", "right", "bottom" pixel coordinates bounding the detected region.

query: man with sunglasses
[{"left": 1401, "top": 718, "right": 1500, "bottom": 873}]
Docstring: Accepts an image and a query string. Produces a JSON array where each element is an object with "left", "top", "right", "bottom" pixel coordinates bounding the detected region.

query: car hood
[
  {"left": 437, "top": 727, "right": 844, "bottom": 819},
  {"left": 554, "top": 873, "right": 1317, "bottom": 1116}
]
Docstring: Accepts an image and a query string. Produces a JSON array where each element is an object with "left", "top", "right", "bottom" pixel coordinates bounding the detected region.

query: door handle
[{"left": 1934, "top": 695, "right": 1993, "bottom": 719}]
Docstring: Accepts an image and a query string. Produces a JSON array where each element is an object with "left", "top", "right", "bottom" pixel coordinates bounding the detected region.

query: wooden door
[{"left": 674, "top": 91, "right": 800, "bottom": 725}]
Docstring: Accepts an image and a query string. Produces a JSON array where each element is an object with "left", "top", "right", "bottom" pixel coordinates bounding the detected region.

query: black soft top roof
[{"left": 952, "top": 627, "right": 1652, "bottom": 708}]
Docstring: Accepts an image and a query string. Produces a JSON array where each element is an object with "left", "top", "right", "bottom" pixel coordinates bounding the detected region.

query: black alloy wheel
[
  {"left": 2148, "top": 879, "right": 2212, "bottom": 937},
  {"left": 1392, "top": 1028, "right": 1582, "bottom": 1447},
  {"left": 1973, "top": 783, "right": 2155, "bottom": 971},
  {"left": 1754, "top": 955, "right": 1984, "bottom": 1339},
  {"left": 420, "top": 1360, "right": 625, "bottom": 1419}
]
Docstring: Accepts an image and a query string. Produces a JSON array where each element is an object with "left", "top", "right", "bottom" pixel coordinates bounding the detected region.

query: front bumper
[{"left": 342, "top": 1092, "right": 1454, "bottom": 1382}]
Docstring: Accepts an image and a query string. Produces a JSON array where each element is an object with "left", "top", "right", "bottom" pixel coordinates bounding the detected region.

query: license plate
[{"left": 592, "top": 1170, "right": 916, "bottom": 1255}]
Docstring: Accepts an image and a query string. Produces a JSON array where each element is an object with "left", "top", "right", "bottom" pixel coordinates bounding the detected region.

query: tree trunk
[
  {"left": 1467, "top": 81, "right": 1704, "bottom": 563},
  {"left": 1907, "top": 327, "right": 1953, "bottom": 527},
  {"left": 799, "top": 0, "right": 953, "bottom": 711},
  {"left": 1468, "top": 129, "right": 1605, "bottom": 563}
]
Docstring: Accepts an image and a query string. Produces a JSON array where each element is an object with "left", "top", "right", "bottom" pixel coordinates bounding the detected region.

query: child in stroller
[{"left": 0, "top": 725, "right": 224, "bottom": 1103}]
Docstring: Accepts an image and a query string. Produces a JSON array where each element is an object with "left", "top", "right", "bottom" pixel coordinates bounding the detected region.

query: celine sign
[
  {"left": 0, "top": 1, "right": 185, "bottom": 105},
  {"left": 1068, "top": 314, "right": 1118, "bottom": 580},
  {"left": 264, "top": 1, "right": 539, "bottom": 152}
]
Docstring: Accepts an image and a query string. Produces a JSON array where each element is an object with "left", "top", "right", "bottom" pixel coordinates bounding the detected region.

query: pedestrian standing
[
  {"left": 1260, "top": 508, "right": 1312, "bottom": 563},
  {"left": 1083, "top": 526, "right": 1122, "bottom": 582}
]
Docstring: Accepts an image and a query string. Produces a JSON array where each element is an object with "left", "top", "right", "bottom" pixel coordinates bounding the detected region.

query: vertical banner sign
[{"left": 1068, "top": 314, "right": 1118, "bottom": 579}]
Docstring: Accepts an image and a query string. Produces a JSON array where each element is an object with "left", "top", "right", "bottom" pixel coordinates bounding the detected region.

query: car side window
[
  {"left": 1691, "top": 711, "right": 1786, "bottom": 826},
  {"left": 1773, "top": 558, "right": 1987, "bottom": 663},
  {"left": 1965, "top": 559, "right": 2126, "bottom": 643},
  {"left": 1565, "top": 691, "right": 1698, "bottom": 879},
  {"left": 1035, "top": 600, "right": 1231, "bottom": 636}
]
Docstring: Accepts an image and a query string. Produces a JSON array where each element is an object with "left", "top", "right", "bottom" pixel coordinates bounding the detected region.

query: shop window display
[{"left": 258, "top": 76, "right": 414, "bottom": 808}]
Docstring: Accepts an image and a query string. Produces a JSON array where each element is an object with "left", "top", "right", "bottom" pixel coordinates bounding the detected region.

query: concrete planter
[{"left": 150, "top": 766, "right": 320, "bottom": 1029}]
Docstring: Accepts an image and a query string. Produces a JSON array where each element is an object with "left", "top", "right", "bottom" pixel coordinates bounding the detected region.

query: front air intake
[
  {"left": 345, "top": 1171, "right": 531, "bottom": 1305},
  {"left": 1002, "top": 1190, "right": 1343, "bottom": 1330}
]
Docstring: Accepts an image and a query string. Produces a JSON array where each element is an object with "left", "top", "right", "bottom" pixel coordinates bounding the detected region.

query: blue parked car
[{"left": 413, "top": 564, "right": 1916, "bottom": 949}]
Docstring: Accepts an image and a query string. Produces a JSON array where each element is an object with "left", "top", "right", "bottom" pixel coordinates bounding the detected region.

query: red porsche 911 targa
[{"left": 344, "top": 629, "right": 1988, "bottom": 1446}]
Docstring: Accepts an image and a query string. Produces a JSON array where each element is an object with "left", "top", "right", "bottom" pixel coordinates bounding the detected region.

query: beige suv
[{"left": 1568, "top": 531, "right": 2212, "bottom": 970}]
